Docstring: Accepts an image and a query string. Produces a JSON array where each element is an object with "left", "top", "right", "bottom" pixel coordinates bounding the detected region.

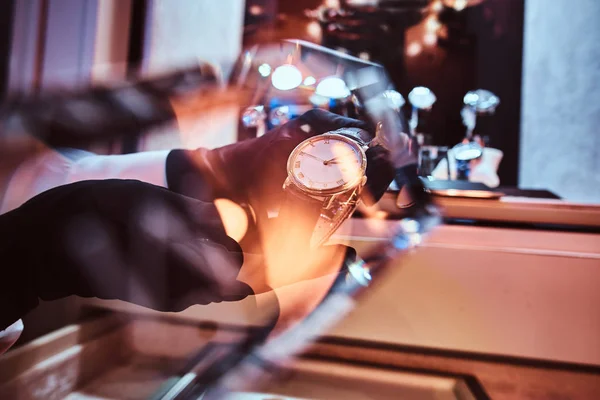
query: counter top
[{"left": 371, "top": 191, "right": 600, "bottom": 229}]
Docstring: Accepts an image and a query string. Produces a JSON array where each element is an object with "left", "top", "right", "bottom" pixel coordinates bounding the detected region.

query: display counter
[
  {"left": 1, "top": 313, "right": 599, "bottom": 399},
  {"left": 1, "top": 196, "right": 599, "bottom": 399},
  {"left": 0, "top": 316, "right": 483, "bottom": 399}
]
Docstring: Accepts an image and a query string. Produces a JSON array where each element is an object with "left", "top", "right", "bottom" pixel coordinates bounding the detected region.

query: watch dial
[{"left": 291, "top": 135, "right": 364, "bottom": 191}]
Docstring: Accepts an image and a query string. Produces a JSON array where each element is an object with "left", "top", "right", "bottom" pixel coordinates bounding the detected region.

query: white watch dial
[{"left": 290, "top": 134, "right": 364, "bottom": 191}]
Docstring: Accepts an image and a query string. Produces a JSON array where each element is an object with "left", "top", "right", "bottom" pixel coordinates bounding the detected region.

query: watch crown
[{"left": 283, "top": 176, "right": 292, "bottom": 190}]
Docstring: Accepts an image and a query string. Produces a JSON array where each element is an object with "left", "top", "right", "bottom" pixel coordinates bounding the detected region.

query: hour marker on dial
[{"left": 290, "top": 134, "right": 366, "bottom": 193}]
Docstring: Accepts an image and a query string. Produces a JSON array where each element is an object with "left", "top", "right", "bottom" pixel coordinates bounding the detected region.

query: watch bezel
[{"left": 286, "top": 132, "right": 367, "bottom": 196}]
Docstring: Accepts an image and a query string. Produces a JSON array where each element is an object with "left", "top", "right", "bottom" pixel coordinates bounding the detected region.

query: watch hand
[
  {"left": 300, "top": 151, "right": 327, "bottom": 164},
  {"left": 324, "top": 154, "right": 356, "bottom": 165}
]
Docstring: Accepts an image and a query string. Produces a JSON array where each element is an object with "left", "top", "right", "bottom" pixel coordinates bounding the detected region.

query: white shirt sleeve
[{"left": 0, "top": 148, "right": 171, "bottom": 214}]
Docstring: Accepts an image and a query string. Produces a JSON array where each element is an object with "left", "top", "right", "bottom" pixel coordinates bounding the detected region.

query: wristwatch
[{"left": 281, "top": 127, "right": 369, "bottom": 248}]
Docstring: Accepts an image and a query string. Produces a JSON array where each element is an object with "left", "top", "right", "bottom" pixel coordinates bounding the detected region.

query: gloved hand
[
  {"left": 166, "top": 109, "right": 396, "bottom": 301},
  {"left": 0, "top": 179, "right": 253, "bottom": 331},
  {"left": 166, "top": 109, "right": 395, "bottom": 214}
]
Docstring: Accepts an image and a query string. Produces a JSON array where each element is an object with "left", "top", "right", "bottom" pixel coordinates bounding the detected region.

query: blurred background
[
  {"left": 1, "top": 0, "right": 598, "bottom": 203},
  {"left": 1, "top": 0, "right": 599, "bottom": 200}
]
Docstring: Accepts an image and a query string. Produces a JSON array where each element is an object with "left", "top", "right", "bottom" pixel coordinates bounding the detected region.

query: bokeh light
[
  {"left": 303, "top": 76, "right": 317, "bottom": 86},
  {"left": 258, "top": 63, "right": 272, "bottom": 77},
  {"left": 315, "top": 76, "right": 351, "bottom": 99},
  {"left": 271, "top": 64, "right": 303, "bottom": 91},
  {"left": 406, "top": 42, "right": 423, "bottom": 57},
  {"left": 424, "top": 32, "right": 438, "bottom": 46}
]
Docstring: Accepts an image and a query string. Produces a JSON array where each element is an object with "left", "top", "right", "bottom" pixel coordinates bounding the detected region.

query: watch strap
[{"left": 330, "top": 127, "right": 371, "bottom": 146}]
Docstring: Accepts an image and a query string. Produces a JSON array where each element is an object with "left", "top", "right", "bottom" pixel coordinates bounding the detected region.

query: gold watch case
[{"left": 284, "top": 133, "right": 368, "bottom": 197}]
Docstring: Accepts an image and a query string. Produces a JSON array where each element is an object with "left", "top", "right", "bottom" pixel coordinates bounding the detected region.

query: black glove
[
  {"left": 166, "top": 109, "right": 395, "bottom": 213},
  {"left": 0, "top": 180, "right": 253, "bottom": 331}
]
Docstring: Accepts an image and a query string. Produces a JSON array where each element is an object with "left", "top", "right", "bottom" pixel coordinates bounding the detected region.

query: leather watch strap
[{"left": 332, "top": 127, "right": 371, "bottom": 146}]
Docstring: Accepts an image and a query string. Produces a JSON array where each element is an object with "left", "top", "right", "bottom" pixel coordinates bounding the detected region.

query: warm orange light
[
  {"left": 249, "top": 5, "right": 263, "bottom": 16},
  {"left": 424, "top": 32, "right": 438, "bottom": 46},
  {"left": 306, "top": 21, "right": 323, "bottom": 43},
  {"left": 214, "top": 198, "right": 249, "bottom": 242},
  {"left": 425, "top": 15, "right": 441, "bottom": 33},
  {"left": 407, "top": 42, "right": 422, "bottom": 57},
  {"left": 431, "top": 0, "right": 443, "bottom": 12},
  {"left": 453, "top": 0, "right": 468, "bottom": 11}
]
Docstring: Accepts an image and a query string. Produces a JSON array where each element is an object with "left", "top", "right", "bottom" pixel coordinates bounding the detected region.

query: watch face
[{"left": 288, "top": 133, "right": 366, "bottom": 194}]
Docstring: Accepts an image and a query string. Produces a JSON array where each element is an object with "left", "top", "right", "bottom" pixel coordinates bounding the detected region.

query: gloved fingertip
[
  {"left": 298, "top": 108, "right": 371, "bottom": 135},
  {"left": 364, "top": 145, "right": 395, "bottom": 204},
  {"left": 222, "top": 281, "right": 255, "bottom": 302}
]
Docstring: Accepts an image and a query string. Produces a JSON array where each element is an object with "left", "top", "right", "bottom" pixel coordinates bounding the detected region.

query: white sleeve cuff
[
  {"left": 1, "top": 149, "right": 171, "bottom": 215},
  {"left": 66, "top": 150, "right": 171, "bottom": 188}
]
